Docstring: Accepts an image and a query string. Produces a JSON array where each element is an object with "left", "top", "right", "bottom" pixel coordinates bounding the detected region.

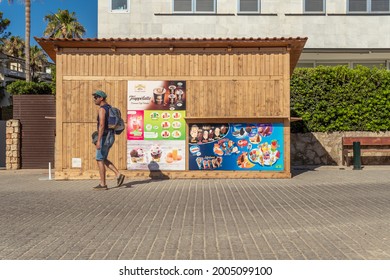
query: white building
[{"left": 98, "top": 0, "right": 390, "bottom": 69}]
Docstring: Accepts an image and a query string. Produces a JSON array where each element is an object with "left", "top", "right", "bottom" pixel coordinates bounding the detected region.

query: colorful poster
[
  {"left": 128, "top": 81, "right": 186, "bottom": 111},
  {"left": 127, "top": 110, "right": 144, "bottom": 140},
  {"left": 127, "top": 140, "right": 186, "bottom": 171},
  {"left": 188, "top": 123, "right": 284, "bottom": 171},
  {"left": 144, "top": 110, "right": 186, "bottom": 140},
  {"left": 127, "top": 81, "right": 186, "bottom": 171}
]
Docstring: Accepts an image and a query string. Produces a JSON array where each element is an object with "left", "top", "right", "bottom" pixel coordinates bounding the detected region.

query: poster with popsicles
[
  {"left": 188, "top": 123, "right": 284, "bottom": 171},
  {"left": 127, "top": 81, "right": 186, "bottom": 170}
]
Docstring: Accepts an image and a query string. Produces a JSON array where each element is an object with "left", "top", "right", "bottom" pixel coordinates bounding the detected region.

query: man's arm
[{"left": 96, "top": 107, "right": 106, "bottom": 149}]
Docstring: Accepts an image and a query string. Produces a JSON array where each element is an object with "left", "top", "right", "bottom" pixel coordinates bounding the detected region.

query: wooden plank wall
[
  {"left": 56, "top": 51, "right": 290, "bottom": 178},
  {"left": 13, "top": 95, "right": 56, "bottom": 169}
]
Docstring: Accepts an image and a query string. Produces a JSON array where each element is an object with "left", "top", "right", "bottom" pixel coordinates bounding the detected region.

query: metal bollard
[{"left": 352, "top": 141, "right": 362, "bottom": 170}]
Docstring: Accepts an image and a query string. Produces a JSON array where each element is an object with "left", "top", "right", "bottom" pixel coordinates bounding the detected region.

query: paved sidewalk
[{"left": 0, "top": 168, "right": 389, "bottom": 260}]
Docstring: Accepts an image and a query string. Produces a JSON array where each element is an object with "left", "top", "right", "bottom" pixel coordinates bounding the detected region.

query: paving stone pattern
[{"left": 0, "top": 169, "right": 389, "bottom": 260}]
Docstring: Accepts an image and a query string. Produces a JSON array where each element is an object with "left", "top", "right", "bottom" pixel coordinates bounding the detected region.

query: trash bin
[{"left": 352, "top": 141, "right": 362, "bottom": 170}]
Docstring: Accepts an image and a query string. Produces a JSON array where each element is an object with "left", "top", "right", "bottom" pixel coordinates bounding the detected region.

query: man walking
[{"left": 93, "top": 90, "right": 125, "bottom": 190}]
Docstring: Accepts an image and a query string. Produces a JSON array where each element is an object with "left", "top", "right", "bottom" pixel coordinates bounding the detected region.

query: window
[
  {"left": 296, "top": 60, "right": 389, "bottom": 70},
  {"left": 352, "top": 61, "right": 386, "bottom": 68},
  {"left": 296, "top": 62, "right": 315, "bottom": 68},
  {"left": 9, "top": 62, "right": 23, "bottom": 72},
  {"left": 173, "top": 0, "right": 216, "bottom": 13},
  {"left": 349, "top": 0, "right": 366, "bottom": 12},
  {"left": 348, "top": 0, "right": 390, "bottom": 12},
  {"left": 111, "top": 0, "right": 129, "bottom": 12},
  {"left": 316, "top": 62, "right": 349, "bottom": 67},
  {"left": 238, "top": 0, "right": 260, "bottom": 13},
  {"left": 304, "top": 0, "right": 325, "bottom": 12},
  {"left": 296, "top": 61, "right": 349, "bottom": 68},
  {"left": 372, "top": 0, "right": 390, "bottom": 11},
  {"left": 174, "top": 0, "right": 191, "bottom": 11}
]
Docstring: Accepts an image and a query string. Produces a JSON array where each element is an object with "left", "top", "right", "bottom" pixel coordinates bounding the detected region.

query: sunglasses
[{"left": 93, "top": 95, "right": 100, "bottom": 99}]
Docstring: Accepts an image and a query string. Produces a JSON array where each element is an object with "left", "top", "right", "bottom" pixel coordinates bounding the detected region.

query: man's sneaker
[
  {"left": 93, "top": 184, "right": 108, "bottom": 190},
  {"left": 116, "top": 174, "right": 125, "bottom": 187}
]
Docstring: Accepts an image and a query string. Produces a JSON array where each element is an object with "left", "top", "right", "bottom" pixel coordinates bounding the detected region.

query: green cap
[{"left": 93, "top": 90, "right": 107, "bottom": 98}]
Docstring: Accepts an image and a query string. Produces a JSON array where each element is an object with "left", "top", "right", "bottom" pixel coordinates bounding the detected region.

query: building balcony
[
  {"left": 3, "top": 68, "right": 26, "bottom": 79},
  {"left": 37, "top": 72, "right": 52, "bottom": 81}
]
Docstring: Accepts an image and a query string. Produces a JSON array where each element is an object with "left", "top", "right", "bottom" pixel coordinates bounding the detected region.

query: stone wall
[
  {"left": 4, "top": 122, "right": 389, "bottom": 169},
  {"left": 291, "top": 131, "right": 390, "bottom": 166},
  {"left": 5, "top": 119, "right": 20, "bottom": 170}
]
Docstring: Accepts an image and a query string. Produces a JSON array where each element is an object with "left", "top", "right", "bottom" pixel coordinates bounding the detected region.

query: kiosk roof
[{"left": 35, "top": 37, "right": 307, "bottom": 74}]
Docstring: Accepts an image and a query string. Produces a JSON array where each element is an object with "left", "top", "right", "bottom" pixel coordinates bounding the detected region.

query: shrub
[
  {"left": 6, "top": 80, "right": 53, "bottom": 95},
  {"left": 291, "top": 66, "right": 390, "bottom": 133}
]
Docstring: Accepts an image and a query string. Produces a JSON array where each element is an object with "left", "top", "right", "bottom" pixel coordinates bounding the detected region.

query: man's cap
[{"left": 92, "top": 90, "right": 107, "bottom": 98}]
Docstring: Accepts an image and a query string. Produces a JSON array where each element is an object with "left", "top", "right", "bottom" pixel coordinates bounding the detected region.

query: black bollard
[{"left": 352, "top": 141, "right": 362, "bottom": 170}]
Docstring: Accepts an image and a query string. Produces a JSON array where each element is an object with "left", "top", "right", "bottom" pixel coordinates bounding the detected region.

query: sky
[{"left": 0, "top": 0, "right": 97, "bottom": 46}]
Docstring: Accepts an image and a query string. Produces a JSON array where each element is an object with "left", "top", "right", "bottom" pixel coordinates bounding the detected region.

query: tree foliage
[
  {"left": 291, "top": 66, "right": 390, "bottom": 132},
  {"left": 0, "top": 11, "right": 10, "bottom": 40},
  {"left": 30, "top": 45, "right": 48, "bottom": 82},
  {"left": 44, "top": 9, "right": 86, "bottom": 39},
  {"left": 1, "top": 35, "right": 24, "bottom": 57}
]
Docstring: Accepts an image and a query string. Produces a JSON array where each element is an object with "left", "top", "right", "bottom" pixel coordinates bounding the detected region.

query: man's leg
[
  {"left": 104, "top": 159, "right": 120, "bottom": 177},
  {"left": 93, "top": 136, "right": 110, "bottom": 190},
  {"left": 104, "top": 159, "right": 125, "bottom": 187},
  {"left": 97, "top": 160, "right": 106, "bottom": 186}
]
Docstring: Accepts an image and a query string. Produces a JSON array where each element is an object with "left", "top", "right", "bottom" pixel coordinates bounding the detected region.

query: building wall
[{"left": 98, "top": 0, "right": 390, "bottom": 49}]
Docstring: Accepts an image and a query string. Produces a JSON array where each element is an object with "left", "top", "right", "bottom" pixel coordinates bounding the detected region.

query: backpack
[{"left": 107, "top": 106, "right": 125, "bottom": 135}]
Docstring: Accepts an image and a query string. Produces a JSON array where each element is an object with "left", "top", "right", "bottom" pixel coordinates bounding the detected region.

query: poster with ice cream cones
[{"left": 127, "top": 140, "right": 185, "bottom": 170}]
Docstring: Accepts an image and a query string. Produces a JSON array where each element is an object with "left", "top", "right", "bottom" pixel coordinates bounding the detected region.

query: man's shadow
[{"left": 121, "top": 160, "right": 170, "bottom": 188}]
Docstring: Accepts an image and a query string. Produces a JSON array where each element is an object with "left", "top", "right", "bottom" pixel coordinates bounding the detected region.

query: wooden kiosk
[{"left": 36, "top": 37, "right": 307, "bottom": 179}]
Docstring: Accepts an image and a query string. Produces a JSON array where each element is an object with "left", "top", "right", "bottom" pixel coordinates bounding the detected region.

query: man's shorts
[{"left": 96, "top": 135, "right": 114, "bottom": 161}]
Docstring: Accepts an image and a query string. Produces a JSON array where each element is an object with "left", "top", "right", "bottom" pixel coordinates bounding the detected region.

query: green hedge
[
  {"left": 6, "top": 80, "right": 53, "bottom": 96},
  {"left": 291, "top": 66, "right": 390, "bottom": 133}
]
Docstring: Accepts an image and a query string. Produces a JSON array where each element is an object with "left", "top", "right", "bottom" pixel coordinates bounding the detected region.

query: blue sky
[{"left": 0, "top": 0, "right": 97, "bottom": 45}]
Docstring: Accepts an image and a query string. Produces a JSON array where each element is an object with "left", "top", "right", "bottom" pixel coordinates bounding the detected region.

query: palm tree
[
  {"left": 1, "top": 36, "right": 25, "bottom": 58},
  {"left": 44, "top": 9, "right": 86, "bottom": 39},
  {"left": 0, "top": 0, "right": 31, "bottom": 82},
  {"left": 0, "top": 11, "right": 11, "bottom": 40},
  {"left": 29, "top": 45, "right": 48, "bottom": 82}
]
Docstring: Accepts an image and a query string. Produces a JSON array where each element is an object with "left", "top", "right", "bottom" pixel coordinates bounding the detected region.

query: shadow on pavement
[
  {"left": 111, "top": 161, "right": 170, "bottom": 189},
  {"left": 291, "top": 166, "right": 319, "bottom": 177}
]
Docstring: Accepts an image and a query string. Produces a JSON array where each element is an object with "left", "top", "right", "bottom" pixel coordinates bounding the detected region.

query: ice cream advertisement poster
[
  {"left": 127, "top": 140, "right": 186, "bottom": 170},
  {"left": 188, "top": 123, "right": 284, "bottom": 171},
  {"left": 127, "top": 80, "right": 187, "bottom": 170},
  {"left": 126, "top": 110, "right": 185, "bottom": 141},
  {"left": 127, "top": 110, "right": 144, "bottom": 140},
  {"left": 143, "top": 110, "right": 186, "bottom": 141},
  {"left": 128, "top": 81, "right": 186, "bottom": 111}
]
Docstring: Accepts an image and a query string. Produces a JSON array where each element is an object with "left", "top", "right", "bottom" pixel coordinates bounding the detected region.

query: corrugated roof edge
[{"left": 34, "top": 36, "right": 308, "bottom": 42}]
